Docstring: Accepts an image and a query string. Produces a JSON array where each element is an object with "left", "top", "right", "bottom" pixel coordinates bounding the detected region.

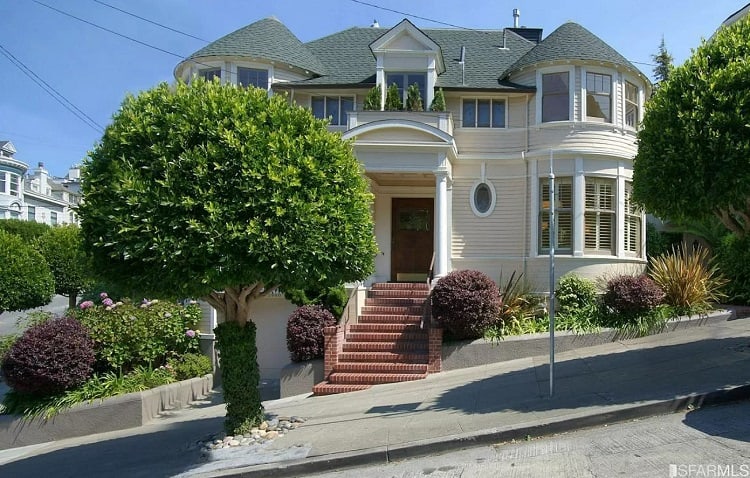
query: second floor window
[
  {"left": 50, "top": 211, "right": 58, "bottom": 226},
  {"left": 586, "top": 73, "right": 612, "bottom": 123},
  {"left": 198, "top": 68, "right": 221, "bottom": 81},
  {"left": 462, "top": 99, "right": 506, "bottom": 128},
  {"left": 625, "top": 81, "right": 639, "bottom": 128},
  {"left": 542, "top": 72, "right": 570, "bottom": 122},
  {"left": 9, "top": 174, "right": 19, "bottom": 196},
  {"left": 385, "top": 72, "right": 426, "bottom": 106},
  {"left": 28, "top": 206, "right": 36, "bottom": 221},
  {"left": 312, "top": 96, "right": 354, "bottom": 126},
  {"left": 238, "top": 67, "right": 268, "bottom": 89},
  {"left": 0, "top": 173, "right": 5, "bottom": 194}
]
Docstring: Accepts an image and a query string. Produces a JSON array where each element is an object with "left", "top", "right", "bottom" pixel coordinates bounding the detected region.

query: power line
[
  {"left": 0, "top": 44, "right": 104, "bottom": 133},
  {"left": 92, "top": 0, "right": 210, "bottom": 43},
  {"left": 33, "top": 0, "right": 226, "bottom": 75},
  {"left": 347, "top": 0, "right": 656, "bottom": 70}
]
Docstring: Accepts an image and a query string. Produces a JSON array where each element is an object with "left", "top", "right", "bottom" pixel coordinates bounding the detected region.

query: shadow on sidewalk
[
  {"left": 426, "top": 336, "right": 750, "bottom": 415},
  {"left": 0, "top": 415, "right": 223, "bottom": 478},
  {"left": 682, "top": 399, "right": 750, "bottom": 444}
]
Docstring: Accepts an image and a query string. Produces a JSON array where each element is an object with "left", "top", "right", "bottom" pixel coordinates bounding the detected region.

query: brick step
[
  {"left": 334, "top": 362, "right": 428, "bottom": 374},
  {"left": 364, "top": 297, "right": 427, "bottom": 307},
  {"left": 349, "top": 323, "right": 423, "bottom": 333},
  {"left": 357, "top": 314, "right": 423, "bottom": 324},
  {"left": 361, "top": 306, "right": 425, "bottom": 315},
  {"left": 371, "top": 282, "right": 429, "bottom": 291},
  {"left": 338, "top": 351, "right": 428, "bottom": 363},
  {"left": 342, "top": 341, "right": 428, "bottom": 353},
  {"left": 312, "top": 382, "right": 371, "bottom": 396},
  {"left": 345, "top": 332, "right": 428, "bottom": 342},
  {"left": 367, "top": 289, "right": 430, "bottom": 299},
  {"left": 328, "top": 372, "right": 428, "bottom": 385}
]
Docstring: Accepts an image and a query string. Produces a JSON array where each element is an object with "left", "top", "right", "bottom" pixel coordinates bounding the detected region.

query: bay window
[
  {"left": 542, "top": 72, "right": 570, "bottom": 122},
  {"left": 625, "top": 81, "right": 639, "bottom": 128},
  {"left": 198, "top": 68, "right": 221, "bottom": 81},
  {"left": 539, "top": 178, "right": 573, "bottom": 252},
  {"left": 584, "top": 178, "right": 615, "bottom": 253},
  {"left": 237, "top": 67, "right": 268, "bottom": 89},
  {"left": 585, "top": 72, "right": 611, "bottom": 123}
]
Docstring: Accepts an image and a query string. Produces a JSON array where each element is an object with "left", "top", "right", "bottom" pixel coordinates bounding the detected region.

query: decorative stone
[
  {"left": 258, "top": 430, "right": 267, "bottom": 438},
  {"left": 259, "top": 421, "right": 269, "bottom": 430},
  {"left": 266, "top": 431, "right": 279, "bottom": 440},
  {"left": 229, "top": 440, "right": 240, "bottom": 447}
]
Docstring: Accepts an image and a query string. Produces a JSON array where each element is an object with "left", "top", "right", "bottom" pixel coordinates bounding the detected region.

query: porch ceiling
[{"left": 367, "top": 172, "right": 435, "bottom": 187}]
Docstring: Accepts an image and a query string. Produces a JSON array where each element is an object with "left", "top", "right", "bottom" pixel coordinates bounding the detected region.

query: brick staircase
[{"left": 312, "top": 282, "right": 439, "bottom": 396}]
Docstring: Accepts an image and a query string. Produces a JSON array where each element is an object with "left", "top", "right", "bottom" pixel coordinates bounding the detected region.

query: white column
[
  {"left": 434, "top": 169, "right": 449, "bottom": 279},
  {"left": 573, "top": 157, "right": 585, "bottom": 257}
]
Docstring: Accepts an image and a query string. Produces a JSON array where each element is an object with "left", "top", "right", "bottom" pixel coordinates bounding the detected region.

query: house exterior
[
  {"left": 175, "top": 14, "right": 651, "bottom": 382},
  {"left": 0, "top": 140, "right": 81, "bottom": 225}
]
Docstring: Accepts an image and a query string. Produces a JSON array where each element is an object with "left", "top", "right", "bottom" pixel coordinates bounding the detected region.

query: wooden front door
[{"left": 391, "top": 198, "right": 434, "bottom": 282}]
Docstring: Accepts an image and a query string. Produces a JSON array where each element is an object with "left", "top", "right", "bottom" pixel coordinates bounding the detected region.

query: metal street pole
[{"left": 549, "top": 149, "right": 555, "bottom": 398}]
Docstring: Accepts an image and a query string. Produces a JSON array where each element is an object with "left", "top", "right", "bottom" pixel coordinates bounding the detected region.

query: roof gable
[
  {"left": 370, "top": 19, "right": 445, "bottom": 73},
  {"left": 0, "top": 141, "right": 16, "bottom": 155}
]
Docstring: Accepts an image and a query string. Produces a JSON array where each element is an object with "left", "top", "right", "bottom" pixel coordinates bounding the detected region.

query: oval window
[{"left": 470, "top": 180, "right": 496, "bottom": 217}]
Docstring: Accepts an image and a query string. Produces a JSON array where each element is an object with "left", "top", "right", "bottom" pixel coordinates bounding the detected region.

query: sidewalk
[{"left": 1, "top": 313, "right": 749, "bottom": 478}]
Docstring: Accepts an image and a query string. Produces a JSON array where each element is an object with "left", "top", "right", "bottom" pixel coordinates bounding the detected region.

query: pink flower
[
  {"left": 185, "top": 329, "right": 196, "bottom": 338},
  {"left": 79, "top": 300, "right": 94, "bottom": 310},
  {"left": 99, "top": 292, "right": 109, "bottom": 300},
  {"left": 102, "top": 298, "right": 114, "bottom": 307}
]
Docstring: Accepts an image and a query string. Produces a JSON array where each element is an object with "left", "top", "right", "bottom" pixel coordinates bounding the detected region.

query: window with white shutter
[
  {"left": 584, "top": 178, "right": 615, "bottom": 254},
  {"left": 539, "top": 178, "right": 573, "bottom": 253},
  {"left": 624, "top": 181, "right": 641, "bottom": 255}
]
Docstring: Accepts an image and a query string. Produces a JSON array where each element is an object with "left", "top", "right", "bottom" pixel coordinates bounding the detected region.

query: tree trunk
[{"left": 68, "top": 294, "right": 77, "bottom": 310}]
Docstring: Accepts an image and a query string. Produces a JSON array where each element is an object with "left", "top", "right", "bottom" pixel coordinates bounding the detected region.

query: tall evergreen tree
[{"left": 651, "top": 36, "right": 674, "bottom": 85}]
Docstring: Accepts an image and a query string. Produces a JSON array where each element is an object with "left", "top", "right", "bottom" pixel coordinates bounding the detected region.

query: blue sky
[{"left": 2, "top": 0, "right": 747, "bottom": 177}]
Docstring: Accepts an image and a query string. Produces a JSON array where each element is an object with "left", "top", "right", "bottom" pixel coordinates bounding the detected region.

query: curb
[{"left": 212, "top": 384, "right": 750, "bottom": 478}]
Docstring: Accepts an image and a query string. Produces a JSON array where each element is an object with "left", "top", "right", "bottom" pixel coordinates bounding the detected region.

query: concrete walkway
[{"left": 0, "top": 314, "right": 749, "bottom": 478}]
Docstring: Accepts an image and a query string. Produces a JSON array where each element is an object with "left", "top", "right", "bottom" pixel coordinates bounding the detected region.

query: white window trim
[
  {"left": 469, "top": 163, "right": 496, "bottom": 217},
  {"left": 460, "top": 96, "right": 509, "bottom": 129},
  {"left": 581, "top": 66, "right": 615, "bottom": 124},
  {"left": 536, "top": 65, "right": 575, "bottom": 125},
  {"left": 622, "top": 74, "right": 643, "bottom": 131},
  {"left": 231, "top": 61, "right": 273, "bottom": 90}
]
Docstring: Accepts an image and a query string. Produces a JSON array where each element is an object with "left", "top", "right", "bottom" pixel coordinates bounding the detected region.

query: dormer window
[
  {"left": 198, "top": 68, "right": 221, "bottom": 81},
  {"left": 238, "top": 67, "right": 268, "bottom": 89},
  {"left": 585, "top": 72, "right": 612, "bottom": 123},
  {"left": 385, "top": 72, "right": 426, "bottom": 106}
]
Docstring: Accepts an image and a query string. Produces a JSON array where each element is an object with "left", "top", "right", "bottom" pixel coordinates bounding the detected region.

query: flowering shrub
[
  {"left": 286, "top": 305, "right": 336, "bottom": 362},
  {"left": 602, "top": 275, "right": 665, "bottom": 316},
  {"left": 167, "top": 353, "right": 212, "bottom": 381},
  {"left": 71, "top": 295, "right": 201, "bottom": 373},
  {"left": 1, "top": 317, "right": 95, "bottom": 395},
  {"left": 431, "top": 270, "right": 502, "bottom": 340}
]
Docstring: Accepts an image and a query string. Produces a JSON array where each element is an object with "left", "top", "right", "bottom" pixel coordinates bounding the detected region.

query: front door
[{"left": 391, "top": 198, "right": 434, "bottom": 282}]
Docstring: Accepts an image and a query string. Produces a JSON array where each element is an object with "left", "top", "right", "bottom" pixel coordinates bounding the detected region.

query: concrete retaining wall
[
  {"left": 442, "top": 310, "right": 732, "bottom": 371},
  {"left": 280, "top": 359, "right": 323, "bottom": 398},
  {"left": 0, "top": 374, "right": 213, "bottom": 450}
]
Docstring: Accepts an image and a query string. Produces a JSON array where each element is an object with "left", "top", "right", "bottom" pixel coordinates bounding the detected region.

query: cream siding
[
  {"left": 454, "top": 129, "right": 526, "bottom": 154},
  {"left": 358, "top": 151, "right": 442, "bottom": 172},
  {"left": 273, "top": 68, "right": 311, "bottom": 83},
  {"left": 508, "top": 96, "right": 528, "bottom": 128},
  {"left": 528, "top": 125, "right": 638, "bottom": 157},
  {"left": 574, "top": 66, "right": 582, "bottom": 122}
]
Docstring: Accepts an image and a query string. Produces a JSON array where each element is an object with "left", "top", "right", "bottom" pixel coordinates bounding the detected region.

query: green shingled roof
[
  {"left": 186, "top": 17, "right": 326, "bottom": 75},
  {"left": 507, "top": 22, "right": 641, "bottom": 75}
]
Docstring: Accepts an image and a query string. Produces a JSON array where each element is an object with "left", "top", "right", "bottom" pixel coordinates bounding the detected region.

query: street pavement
[
  {"left": 0, "top": 294, "right": 70, "bottom": 336},
  {"left": 305, "top": 399, "right": 750, "bottom": 478},
  {"left": 0, "top": 313, "right": 748, "bottom": 477}
]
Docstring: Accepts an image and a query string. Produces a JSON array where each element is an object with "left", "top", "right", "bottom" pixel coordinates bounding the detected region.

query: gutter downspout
[{"left": 522, "top": 93, "right": 530, "bottom": 280}]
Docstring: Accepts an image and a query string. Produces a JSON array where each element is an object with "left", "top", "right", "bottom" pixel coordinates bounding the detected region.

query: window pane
[
  {"left": 492, "top": 100, "right": 506, "bottom": 127},
  {"left": 625, "top": 81, "right": 639, "bottom": 128},
  {"left": 542, "top": 72, "right": 569, "bottom": 122},
  {"left": 27, "top": 206, "right": 35, "bottom": 221},
  {"left": 311, "top": 97, "right": 325, "bottom": 119},
  {"left": 340, "top": 97, "right": 354, "bottom": 125},
  {"left": 539, "top": 178, "right": 573, "bottom": 252},
  {"left": 586, "top": 73, "right": 611, "bottom": 122},
  {"left": 407, "top": 74, "right": 427, "bottom": 104},
  {"left": 477, "top": 100, "right": 491, "bottom": 127},
  {"left": 326, "top": 97, "right": 340, "bottom": 125},
  {"left": 463, "top": 100, "right": 476, "bottom": 128},
  {"left": 238, "top": 68, "right": 268, "bottom": 89},
  {"left": 199, "top": 68, "right": 221, "bottom": 81},
  {"left": 0, "top": 173, "right": 6, "bottom": 194},
  {"left": 9, "top": 174, "right": 18, "bottom": 196},
  {"left": 474, "top": 183, "right": 492, "bottom": 213},
  {"left": 386, "top": 73, "right": 405, "bottom": 103}
]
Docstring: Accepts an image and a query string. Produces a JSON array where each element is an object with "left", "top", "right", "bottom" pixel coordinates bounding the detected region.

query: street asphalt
[{"left": 0, "top": 312, "right": 748, "bottom": 477}]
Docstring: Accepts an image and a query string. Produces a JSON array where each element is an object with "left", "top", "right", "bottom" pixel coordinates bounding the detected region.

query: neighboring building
[
  {"left": 0, "top": 140, "right": 81, "bottom": 225},
  {"left": 175, "top": 12, "right": 652, "bottom": 382},
  {"left": 722, "top": 2, "right": 750, "bottom": 27}
]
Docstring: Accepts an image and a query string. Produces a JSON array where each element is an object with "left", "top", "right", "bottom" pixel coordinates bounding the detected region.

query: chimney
[
  {"left": 371, "top": 19, "right": 379, "bottom": 28},
  {"left": 513, "top": 8, "right": 520, "bottom": 28}
]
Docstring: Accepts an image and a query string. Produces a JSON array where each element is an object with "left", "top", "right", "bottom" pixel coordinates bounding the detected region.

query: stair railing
[{"left": 339, "top": 283, "right": 360, "bottom": 328}]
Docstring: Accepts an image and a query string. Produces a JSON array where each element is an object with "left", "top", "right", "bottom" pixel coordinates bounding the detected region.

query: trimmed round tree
[
  {"left": 0, "top": 229, "right": 54, "bottom": 313},
  {"left": 633, "top": 17, "right": 750, "bottom": 237},
  {"left": 35, "top": 225, "right": 93, "bottom": 309},
  {"left": 78, "top": 79, "right": 377, "bottom": 434},
  {"left": 431, "top": 270, "right": 501, "bottom": 340}
]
